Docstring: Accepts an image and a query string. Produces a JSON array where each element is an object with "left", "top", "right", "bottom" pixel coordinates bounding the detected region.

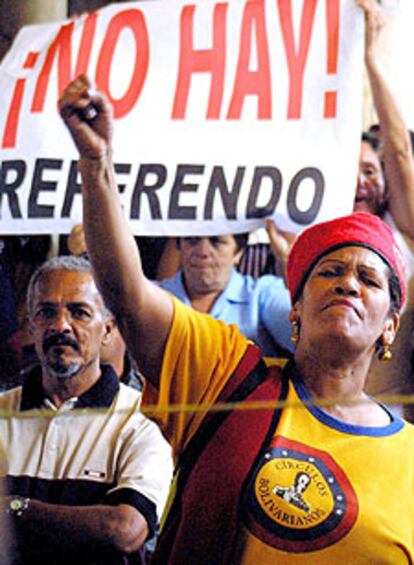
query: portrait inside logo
[{"left": 243, "top": 436, "right": 359, "bottom": 552}]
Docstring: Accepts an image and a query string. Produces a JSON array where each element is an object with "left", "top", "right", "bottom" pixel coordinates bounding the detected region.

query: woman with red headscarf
[
  {"left": 59, "top": 61, "right": 414, "bottom": 561},
  {"left": 267, "top": 0, "right": 414, "bottom": 422}
]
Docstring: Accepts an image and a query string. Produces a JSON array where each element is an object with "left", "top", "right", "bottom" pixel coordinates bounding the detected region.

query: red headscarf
[{"left": 287, "top": 212, "right": 406, "bottom": 309}]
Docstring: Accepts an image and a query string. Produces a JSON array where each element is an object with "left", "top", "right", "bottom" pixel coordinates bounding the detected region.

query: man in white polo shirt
[{"left": 0, "top": 255, "right": 173, "bottom": 564}]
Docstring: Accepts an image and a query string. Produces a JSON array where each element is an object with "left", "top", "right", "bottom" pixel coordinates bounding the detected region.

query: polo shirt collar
[
  {"left": 20, "top": 364, "right": 120, "bottom": 411},
  {"left": 221, "top": 269, "right": 249, "bottom": 304}
]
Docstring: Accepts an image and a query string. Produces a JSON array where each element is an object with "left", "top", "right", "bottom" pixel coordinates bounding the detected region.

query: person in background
[
  {"left": 159, "top": 234, "right": 293, "bottom": 357},
  {"left": 0, "top": 255, "right": 173, "bottom": 564},
  {"left": 355, "top": 126, "right": 414, "bottom": 416},
  {"left": 100, "top": 323, "right": 143, "bottom": 390},
  {"left": 356, "top": 0, "right": 414, "bottom": 420},
  {"left": 67, "top": 223, "right": 293, "bottom": 359}
]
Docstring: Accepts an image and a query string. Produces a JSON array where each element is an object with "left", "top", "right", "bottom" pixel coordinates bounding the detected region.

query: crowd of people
[{"left": 1, "top": 0, "right": 414, "bottom": 563}]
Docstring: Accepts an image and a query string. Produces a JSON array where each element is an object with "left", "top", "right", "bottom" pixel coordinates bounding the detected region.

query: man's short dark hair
[{"left": 362, "top": 131, "right": 381, "bottom": 153}]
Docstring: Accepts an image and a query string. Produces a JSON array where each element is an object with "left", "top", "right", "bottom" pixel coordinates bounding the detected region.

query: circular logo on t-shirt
[{"left": 244, "top": 436, "right": 358, "bottom": 552}]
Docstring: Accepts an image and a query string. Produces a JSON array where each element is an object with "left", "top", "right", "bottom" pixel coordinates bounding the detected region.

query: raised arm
[
  {"left": 359, "top": 0, "right": 414, "bottom": 239},
  {"left": 58, "top": 76, "right": 173, "bottom": 386}
]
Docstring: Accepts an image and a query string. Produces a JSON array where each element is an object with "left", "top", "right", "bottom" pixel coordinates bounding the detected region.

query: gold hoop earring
[
  {"left": 379, "top": 342, "right": 392, "bottom": 362},
  {"left": 291, "top": 320, "right": 300, "bottom": 346}
]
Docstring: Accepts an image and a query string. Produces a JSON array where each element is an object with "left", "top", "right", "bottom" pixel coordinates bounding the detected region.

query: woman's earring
[
  {"left": 291, "top": 320, "right": 300, "bottom": 346},
  {"left": 378, "top": 340, "right": 393, "bottom": 362}
]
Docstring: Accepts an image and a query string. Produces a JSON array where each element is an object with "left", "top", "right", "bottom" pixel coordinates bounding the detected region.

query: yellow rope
[{"left": 1, "top": 393, "right": 414, "bottom": 419}]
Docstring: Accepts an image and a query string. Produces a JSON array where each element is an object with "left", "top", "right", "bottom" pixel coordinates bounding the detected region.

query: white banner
[{"left": 0, "top": 0, "right": 364, "bottom": 236}]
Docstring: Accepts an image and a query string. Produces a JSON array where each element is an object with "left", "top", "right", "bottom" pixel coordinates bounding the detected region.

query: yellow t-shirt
[
  {"left": 143, "top": 298, "right": 414, "bottom": 563},
  {"left": 143, "top": 297, "right": 249, "bottom": 456}
]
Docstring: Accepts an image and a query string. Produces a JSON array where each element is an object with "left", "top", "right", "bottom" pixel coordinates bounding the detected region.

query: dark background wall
[{"left": 0, "top": 0, "right": 131, "bottom": 61}]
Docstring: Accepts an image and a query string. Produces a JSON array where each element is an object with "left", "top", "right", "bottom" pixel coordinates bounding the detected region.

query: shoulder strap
[
  {"left": 153, "top": 348, "right": 290, "bottom": 564},
  {"left": 175, "top": 344, "right": 268, "bottom": 477}
]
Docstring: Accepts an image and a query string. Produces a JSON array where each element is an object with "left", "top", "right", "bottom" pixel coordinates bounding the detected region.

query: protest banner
[{"left": 0, "top": 0, "right": 364, "bottom": 235}]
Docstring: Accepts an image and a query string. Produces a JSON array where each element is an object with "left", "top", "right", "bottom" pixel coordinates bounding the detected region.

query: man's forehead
[{"left": 33, "top": 269, "right": 101, "bottom": 304}]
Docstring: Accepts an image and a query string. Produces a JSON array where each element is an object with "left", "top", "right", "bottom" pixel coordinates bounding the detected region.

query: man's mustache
[{"left": 42, "top": 333, "right": 80, "bottom": 354}]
